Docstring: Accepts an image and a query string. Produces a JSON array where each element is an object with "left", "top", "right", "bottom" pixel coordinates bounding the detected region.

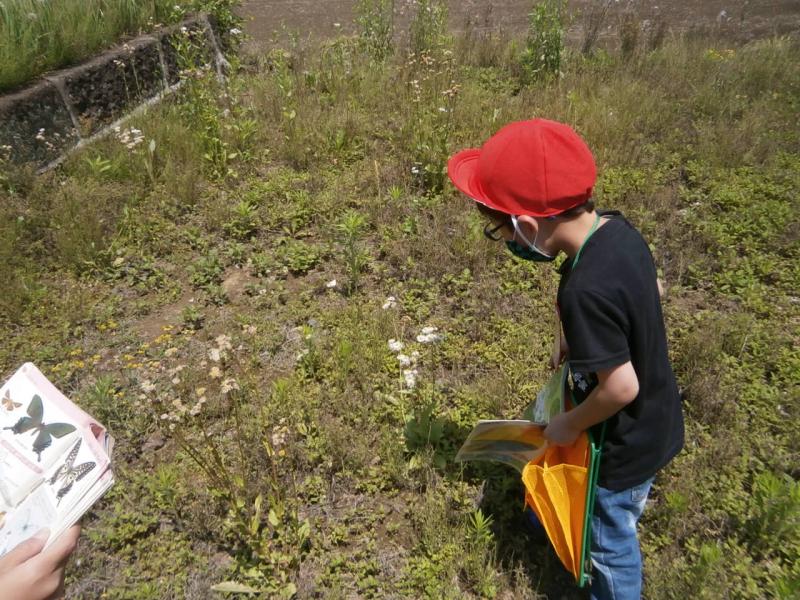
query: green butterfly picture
[{"left": 3, "top": 395, "right": 76, "bottom": 462}]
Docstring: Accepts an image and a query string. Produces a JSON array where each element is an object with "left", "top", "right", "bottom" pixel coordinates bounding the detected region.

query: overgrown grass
[
  {"left": 0, "top": 0, "right": 232, "bottom": 91},
  {"left": 0, "top": 7, "right": 798, "bottom": 599}
]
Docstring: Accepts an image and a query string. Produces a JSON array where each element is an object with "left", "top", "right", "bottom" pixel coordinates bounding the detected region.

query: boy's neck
[{"left": 557, "top": 211, "right": 602, "bottom": 259}]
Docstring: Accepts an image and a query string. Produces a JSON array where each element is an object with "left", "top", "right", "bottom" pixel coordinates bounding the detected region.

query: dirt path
[{"left": 239, "top": 0, "right": 800, "bottom": 49}]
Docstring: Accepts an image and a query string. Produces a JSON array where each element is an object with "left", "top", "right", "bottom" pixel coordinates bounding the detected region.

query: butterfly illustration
[
  {"left": 3, "top": 395, "right": 76, "bottom": 462},
  {"left": 1, "top": 390, "right": 21, "bottom": 412},
  {"left": 49, "top": 439, "right": 95, "bottom": 503}
]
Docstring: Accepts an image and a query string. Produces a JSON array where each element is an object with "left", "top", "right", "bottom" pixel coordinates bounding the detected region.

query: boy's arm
[{"left": 543, "top": 361, "right": 639, "bottom": 446}]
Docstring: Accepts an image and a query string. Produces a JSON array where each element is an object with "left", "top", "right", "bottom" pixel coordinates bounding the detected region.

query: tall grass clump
[
  {"left": 0, "top": 0, "right": 243, "bottom": 92},
  {"left": 0, "top": 0, "right": 191, "bottom": 91},
  {"left": 521, "top": 0, "right": 565, "bottom": 82},
  {"left": 356, "top": 0, "right": 394, "bottom": 62}
]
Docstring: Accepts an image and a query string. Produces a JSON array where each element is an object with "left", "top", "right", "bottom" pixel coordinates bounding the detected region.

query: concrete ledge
[
  {"left": 0, "top": 80, "right": 80, "bottom": 165},
  {"left": 0, "top": 14, "right": 225, "bottom": 171},
  {"left": 51, "top": 37, "right": 166, "bottom": 137}
]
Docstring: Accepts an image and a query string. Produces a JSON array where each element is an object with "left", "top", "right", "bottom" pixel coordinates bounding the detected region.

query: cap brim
[{"left": 447, "top": 149, "right": 492, "bottom": 207}]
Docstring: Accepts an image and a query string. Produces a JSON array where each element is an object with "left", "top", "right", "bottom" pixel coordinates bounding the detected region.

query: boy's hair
[
  {"left": 475, "top": 199, "right": 595, "bottom": 224},
  {"left": 557, "top": 199, "right": 595, "bottom": 219}
]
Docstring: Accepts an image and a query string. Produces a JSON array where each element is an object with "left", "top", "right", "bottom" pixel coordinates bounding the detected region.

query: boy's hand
[
  {"left": 0, "top": 524, "right": 81, "bottom": 600},
  {"left": 543, "top": 412, "right": 581, "bottom": 446}
]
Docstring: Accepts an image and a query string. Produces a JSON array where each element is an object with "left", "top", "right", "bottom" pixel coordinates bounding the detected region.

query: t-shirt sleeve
[{"left": 559, "top": 289, "right": 631, "bottom": 373}]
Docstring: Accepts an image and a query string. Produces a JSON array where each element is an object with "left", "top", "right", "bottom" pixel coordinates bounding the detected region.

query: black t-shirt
[{"left": 557, "top": 211, "right": 684, "bottom": 491}]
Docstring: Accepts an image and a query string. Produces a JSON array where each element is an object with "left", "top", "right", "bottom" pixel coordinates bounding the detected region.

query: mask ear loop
[
  {"left": 510, "top": 215, "right": 532, "bottom": 246},
  {"left": 511, "top": 215, "right": 554, "bottom": 258}
]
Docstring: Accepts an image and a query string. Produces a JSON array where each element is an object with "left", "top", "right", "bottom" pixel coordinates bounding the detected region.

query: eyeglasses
[
  {"left": 482, "top": 213, "right": 559, "bottom": 242},
  {"left": 483, "top": 220, "right": 507, "bottom": 241}
]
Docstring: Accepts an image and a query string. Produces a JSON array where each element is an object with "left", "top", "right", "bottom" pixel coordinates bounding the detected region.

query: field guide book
[
  {"left": 0, "top": 363, "right": 114, "bottom": 556},
  {"left": 455, "top": 364, "right": 568, "bottom": 472}
]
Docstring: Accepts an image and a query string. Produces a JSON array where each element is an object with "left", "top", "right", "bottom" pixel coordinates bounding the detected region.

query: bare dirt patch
[{"left": 133, "top": 289, "right": 196, "bottom": 341}]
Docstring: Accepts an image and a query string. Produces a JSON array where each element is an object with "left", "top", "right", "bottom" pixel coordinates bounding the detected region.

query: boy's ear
[{"left": 516, "top": 214, "right": 539, "bottom": 233}]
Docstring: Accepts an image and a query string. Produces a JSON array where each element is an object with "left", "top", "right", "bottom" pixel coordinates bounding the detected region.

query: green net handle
[{"left": 571, "top": 388, "right": 608, "bottom": 588}]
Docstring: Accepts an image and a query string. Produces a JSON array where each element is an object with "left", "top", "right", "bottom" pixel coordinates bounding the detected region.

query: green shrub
[
  {"left": 278, "top": 239, "right": 321, "bottom": 274},
  {"left": 409, "top": 0, "right": 448, "bottom": 55},
  {"left": 520, "top": 0, "right": 565, "bottom": 82},
  {"left": 355, "top": 0, "right": 394, "bottom": 62}
]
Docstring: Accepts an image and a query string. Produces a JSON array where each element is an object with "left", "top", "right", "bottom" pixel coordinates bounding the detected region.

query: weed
[
  {"left": 619, "top": 11, "right": 639, "bottom": 60},
  {"left": 409, "top": 0, "right": 449, "bottom": 55},
  {"left": 189, "top": 250, "right": 224, "bottom": 289},
  {"left": 580, "top": 0, "right": 613, "bottom": 55},
  {"left": 181, "top": 305, "right": 205, "bottom": 330},
  {"left": 335, "top": 209, "right": 370, "bottom": 294},
  {"left": 356, "top": 0, "right": 394, "bottom": 62},
  {"left": 521, "top": 0, "right": 565, "bottom": 82},
  {"left": 278, "top": 240, "right": 321, "bottom": 275},
  {"left": 223, "top": 199, "right": 260, "bottom": 240}
]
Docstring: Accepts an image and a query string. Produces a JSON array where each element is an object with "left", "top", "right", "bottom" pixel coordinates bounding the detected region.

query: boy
[{"left": 447, "top": 119, "right": 684, "bottom": 600}]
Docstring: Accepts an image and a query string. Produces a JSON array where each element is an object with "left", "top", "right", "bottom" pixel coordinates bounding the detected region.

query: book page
[
  {"left": 0, "top": 374, "right": 84, "bottom": 506},
  {"left": 0, "top": 484, "right": 56, "bottom": 556},
  {"left": 455, "top": 420, "right": 547, "bottom": 473},
  {"left": 521, "top": 363, "right": 568, "bottom": 425}
]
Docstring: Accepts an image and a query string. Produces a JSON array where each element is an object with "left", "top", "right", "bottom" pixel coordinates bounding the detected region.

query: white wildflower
[
  {"left": 209, "top": 366, "right": 222, "bottom": 379},
  {"left": 403, "top": 368, "right": 418, "bottom": 389},
  {"left": 221, "top": 378, "right": 240, "bottom": 395},
  {"left": 382, "top": 296, "right": 397, "bottom": 310},
  {"left": 326, "top": 279, "right": 338, "bottom": 288},
  {"left": 416, "top": 326, "right": 442, "bottom": 344},
  {"left": 215, "top": 334, "right": 233, "bottom": 352},
  {"left": 271, "top": 429, "right": 287, "bottom": 447},
  {"left": 140, "top": 380, "right": 156, "bottom": 393},
  {"left": 208, "top": 347, "right": 221, "bottom": 362},
  {"left": 229, "top": 27, "right": 243, "bottom": 35},
  {"left": 388, "top": 339, "right": 404, "bottom": 353},
  {"left": 397, "top": 353, "right": 412, "bottom": 367}
]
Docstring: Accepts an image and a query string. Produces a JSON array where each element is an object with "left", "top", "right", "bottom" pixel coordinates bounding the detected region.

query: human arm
[
  {"left": 543, "top": 361, "right": 639, "bottom": 446},
  {"left": 0, "top": 524, "right": 81, "bottom": 600}
]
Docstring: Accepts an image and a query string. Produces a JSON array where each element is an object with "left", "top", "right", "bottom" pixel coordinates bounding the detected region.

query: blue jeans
[{"left": 590, "top": 476, "right": 654, "bottom": 600}]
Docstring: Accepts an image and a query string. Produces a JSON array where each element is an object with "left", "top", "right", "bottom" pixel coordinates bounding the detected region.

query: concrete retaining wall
[{"left": 0, "top": 14, "right": 227, "bottom": 172}]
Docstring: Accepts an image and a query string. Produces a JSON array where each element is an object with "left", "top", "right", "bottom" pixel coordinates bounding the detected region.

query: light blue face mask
[{"left": 506, "top": 215, "right": 556, "bottom": 262}]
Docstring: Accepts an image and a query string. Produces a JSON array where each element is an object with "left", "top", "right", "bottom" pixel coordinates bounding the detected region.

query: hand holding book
[{"left": 0, "top": 363, "right": 114, "bottom": 557}]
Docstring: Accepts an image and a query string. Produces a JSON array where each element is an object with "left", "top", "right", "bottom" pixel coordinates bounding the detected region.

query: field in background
[{"left": 0, "top": 1, "right": 798, "bottom": 598}]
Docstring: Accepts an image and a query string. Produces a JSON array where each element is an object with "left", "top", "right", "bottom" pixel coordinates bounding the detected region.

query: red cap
[{"left": 447, "top": 119, "right": 597, "bottom": 217}]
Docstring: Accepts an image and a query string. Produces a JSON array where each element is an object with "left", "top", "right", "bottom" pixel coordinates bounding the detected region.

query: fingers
[
  {"left": 42, "top": 525, "right": 81, "bottom": 565},
  {"left": 46, "top": 578, "right": 66, "bottom": 600},
  {"left": 0, "top": 529, "right": 50, "bottom": 573}
]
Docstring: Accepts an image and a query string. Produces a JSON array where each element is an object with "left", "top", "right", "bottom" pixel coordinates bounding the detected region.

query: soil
[{"left": 239, "top": 0, "right": 800, "bottom": 49}]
